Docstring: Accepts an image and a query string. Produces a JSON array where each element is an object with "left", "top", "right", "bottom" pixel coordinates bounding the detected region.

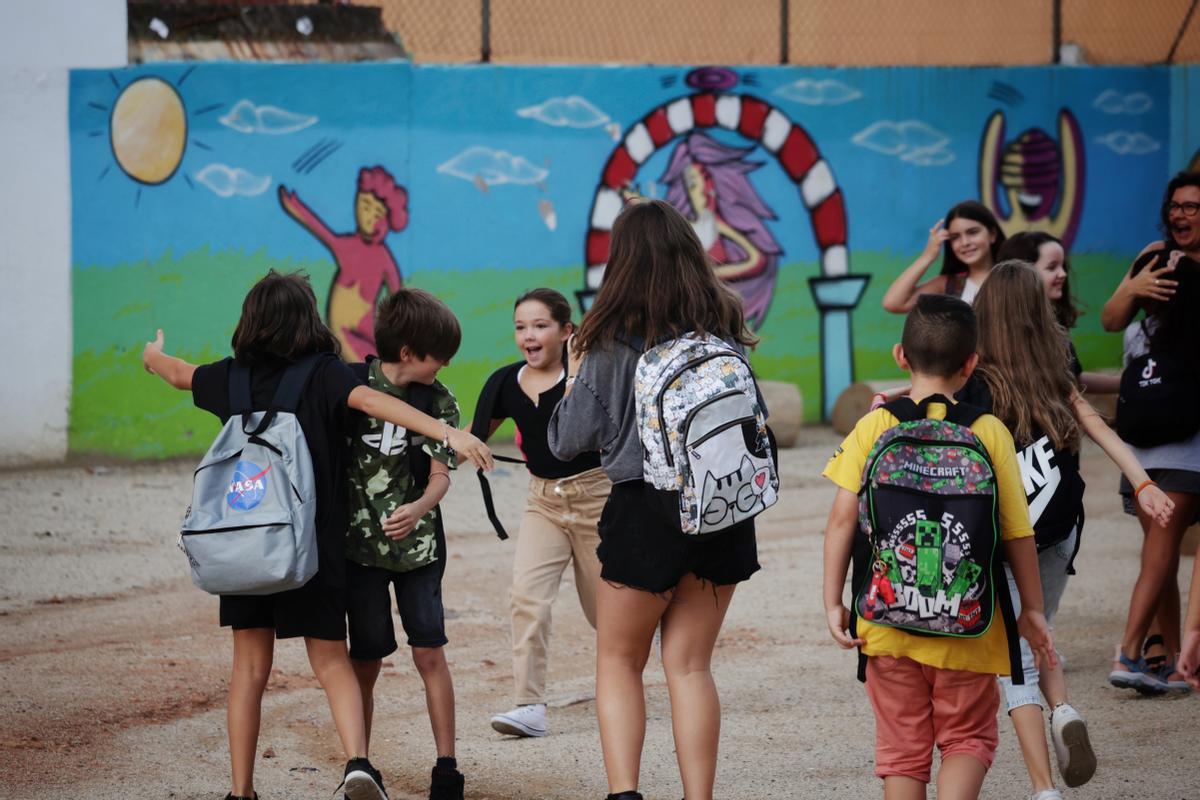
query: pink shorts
[{"left": 864, "top": 655, "right": 999, "bottom": 782}]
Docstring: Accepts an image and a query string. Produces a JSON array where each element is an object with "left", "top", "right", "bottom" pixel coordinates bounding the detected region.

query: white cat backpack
[{"left": 633, "top": 332, "right": 779, "bottom": 536}]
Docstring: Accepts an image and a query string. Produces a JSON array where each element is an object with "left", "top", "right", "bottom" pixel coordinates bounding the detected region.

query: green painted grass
[{"left": 70, "top": 247, "right": 1131, "bottom": 457}]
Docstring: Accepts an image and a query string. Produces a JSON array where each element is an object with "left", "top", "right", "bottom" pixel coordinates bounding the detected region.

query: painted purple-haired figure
[
  {"left": 660, "top": 132, "right": 781, "bottom": 328},
  {"left": 279, "top": 166, "right": 408, "bottom": 360}
]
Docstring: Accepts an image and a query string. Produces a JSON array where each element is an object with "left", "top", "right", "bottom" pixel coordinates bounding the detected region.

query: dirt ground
[{"left": 0, "top": 432, "right": 1196, "bottom": 800}]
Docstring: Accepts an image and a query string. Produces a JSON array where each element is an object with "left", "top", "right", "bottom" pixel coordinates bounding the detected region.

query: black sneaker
[
  {"left": 342, "top": 757, "right": 388, "bottom": 800},
  {"left": 429, "top": 760, "right": 465, "bottom": 800},
  {"left": 223, "top": 794, "right": 258, "bottom": 800},
  {"left": 605, "top": 793, "right": 643, "bottom": 800}
]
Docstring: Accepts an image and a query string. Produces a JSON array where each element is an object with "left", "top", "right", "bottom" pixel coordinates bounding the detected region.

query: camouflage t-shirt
[{"left": 345, "top": 361, "right": 459, "bottom": 573}]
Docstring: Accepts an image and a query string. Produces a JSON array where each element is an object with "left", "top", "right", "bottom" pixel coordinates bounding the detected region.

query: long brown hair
[
  {"left": 574, "top": 199, "right": 755, "bottom": 352},
  {"left": 972, "top": 260, "right": 1078, "bottom": 451},
  {"left": 232, "top": 270, "right": 341, "bottom": 365}
]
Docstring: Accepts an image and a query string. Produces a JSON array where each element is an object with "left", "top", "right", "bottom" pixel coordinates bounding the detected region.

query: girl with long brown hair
[
  {"left": 547, "top": 200, "right": 761, "bottom": 800},
  {"left": 961, "top": 261, "right": 1172, "bottom": 800}
]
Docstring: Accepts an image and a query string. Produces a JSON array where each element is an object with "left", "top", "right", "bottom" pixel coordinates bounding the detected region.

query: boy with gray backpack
[{"left": 821, "top": 295, "right": 1055, "bottom": 799}]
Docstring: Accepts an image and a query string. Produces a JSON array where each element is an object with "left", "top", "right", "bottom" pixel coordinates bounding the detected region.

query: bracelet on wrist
[{"left": 1133, "top": 478, "right": 1156, "bottom": 498}]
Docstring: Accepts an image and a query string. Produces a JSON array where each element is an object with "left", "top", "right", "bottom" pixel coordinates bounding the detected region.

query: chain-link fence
[{"left": 353, "top": 0, "right": 1199, "bottom": 65}]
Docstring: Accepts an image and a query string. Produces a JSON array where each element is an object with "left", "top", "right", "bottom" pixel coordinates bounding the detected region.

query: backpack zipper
[
  {"left": 182, "top": 522, "right": 289, "bottom": 535},
  {"left": 686, "top": 413, "right": 756, "bottom": 453},
  {"left": 656, "top": 351, "right": 751, "bottom": 467}
]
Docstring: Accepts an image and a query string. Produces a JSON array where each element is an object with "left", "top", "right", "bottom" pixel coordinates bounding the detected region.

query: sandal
[
  {"left": 1143, "top": 634, "right": 1192, "bottom": 694},
  {"left": 1109, "top": 646, "right": 1163, "bottom": 694}
]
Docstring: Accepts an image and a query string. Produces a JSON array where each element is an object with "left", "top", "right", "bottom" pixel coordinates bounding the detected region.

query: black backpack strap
[
  {"left": 229, "top": 361, "right": 253, "bottom": 418},
  {"left": 405, "top": 381, "right": 436, "bottom": 489},
  {"left": 882, "top": 396, "right": 922, "bottom": 422},
  {"left": 995, "top": 558, "right": 1025, "bottom": 685},
  {"left": 271, "top": 353, "right": 329, "bottom": 413},
  {"left": 943, "top": 399, "right": 987, "bottom": 428}
]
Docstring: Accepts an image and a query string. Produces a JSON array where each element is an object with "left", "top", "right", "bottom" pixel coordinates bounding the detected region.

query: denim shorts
[
  {"left": 596, "top": 481, "right": 760, "bottom": 594},
  {"left": 345, "top": 558, "right": 448, "bottom": 659}
]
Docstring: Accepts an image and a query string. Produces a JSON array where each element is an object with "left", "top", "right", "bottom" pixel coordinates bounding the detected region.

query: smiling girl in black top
[{"left": 472, "top": 289, "right": 610, "bottom": 739}]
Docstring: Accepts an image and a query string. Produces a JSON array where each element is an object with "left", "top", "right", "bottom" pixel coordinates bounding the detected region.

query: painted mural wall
[{"left": 70, "top": 62, "right": 1181, "bottom": 457}]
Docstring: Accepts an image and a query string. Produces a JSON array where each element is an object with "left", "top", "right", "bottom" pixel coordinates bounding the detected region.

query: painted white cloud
[
  {"left": 195, "top": 163, "right": 272, "bottom": 197},
  {"left": 219, "top": 99, "right": 318, "bottom": 135},
  {"left": 1093, "top": 89, "right": 1153, "bottom": 115},
  {"left": 437, "top": 146, "right": 548, "bottom": 187},
  {"left": 774, "top": 78, "right": 861, "bottom": 106},
  {"left": 517, "top": 95, "right": 610, "bottom": 128},
  {"left": 1095, "top": 131, "right": 1161, "bottom": 156},
  {"left": 852, "top": 119, "right": 954, "bottom": 166}
]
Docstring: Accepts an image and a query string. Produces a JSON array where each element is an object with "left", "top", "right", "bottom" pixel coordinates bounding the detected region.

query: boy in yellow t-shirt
[{"left": 822, "top": 295, "right": 1055, "bottom": 800}]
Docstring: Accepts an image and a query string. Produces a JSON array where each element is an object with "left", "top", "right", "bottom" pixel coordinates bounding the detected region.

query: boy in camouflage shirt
[{"left": 344, "top": 288, "right": 465, "bottom": 800}]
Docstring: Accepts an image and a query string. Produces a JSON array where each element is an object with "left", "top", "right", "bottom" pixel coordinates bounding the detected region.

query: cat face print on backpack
[{"left": 699, "top": 454, "right": 773, "bottom": 528}]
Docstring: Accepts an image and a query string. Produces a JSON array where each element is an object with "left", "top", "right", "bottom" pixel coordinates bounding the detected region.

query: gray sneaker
[{"left": 1050, "top": 703, "right": 1096, "bottom": 788}]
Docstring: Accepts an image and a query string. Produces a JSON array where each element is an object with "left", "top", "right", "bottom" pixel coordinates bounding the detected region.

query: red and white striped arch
[{"left": 585, "top": 92, "right": 849, "bottom": 292}]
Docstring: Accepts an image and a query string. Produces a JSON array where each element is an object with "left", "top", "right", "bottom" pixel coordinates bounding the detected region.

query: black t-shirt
[
  {"left": 957, "top": 374, "right": 1085, "bottom": 550},
  {"left": 1067, "top": 341, "right": 1083, "bottom": 379},
  {"left": 494, "top": 365, "right": 602, "bottom": 479},
  {"left": 192, "top": 355, "right": 362, "bottom": 587}
]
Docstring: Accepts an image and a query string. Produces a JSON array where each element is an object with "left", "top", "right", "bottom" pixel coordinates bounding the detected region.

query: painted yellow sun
[{"left": 110, "top": 77, "right": 187, "bottom": 185}]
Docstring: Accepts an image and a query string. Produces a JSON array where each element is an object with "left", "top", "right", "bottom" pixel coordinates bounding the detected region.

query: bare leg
[
  {"left": 882, "top": 776, "right": 925, "bottom": 800},
  {"left": 1118, "top": 492, "right": 1197, "bottom": 662},
  {"left": 595, "top": 580, "right": 669, "bottom": 794},
  {"left": 935, "top": 754, "right": 987, "bottom": 800},
  {"left": 413, "top": 646, "right": 457, "bottom": 758},
  {"left": 1009, "top": 706, "right": 1054, "bottom": 792},
  {"left": 659, "top": 576, "right": 736, "bottom": 800},
  {"left": 228, "top": 628, "right": 274, "bottom": 797},
  {"left": 351, "top": 658, "right": 382, "bottom": 751},
  {"left": 305, "top": 637, "right": 368, "bottom": 759}
]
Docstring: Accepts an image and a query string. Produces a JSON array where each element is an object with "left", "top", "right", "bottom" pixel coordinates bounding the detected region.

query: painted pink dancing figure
[
  {"left": 660, "top": 132, "right": 781, "bottom": 328},
  {"left": 279, "top": 166, "right": 408, "bottom": 360}
]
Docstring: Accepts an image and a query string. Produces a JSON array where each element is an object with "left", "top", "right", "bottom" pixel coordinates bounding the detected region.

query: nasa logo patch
[{"left": 227, "top": 460, "right": 271, "bottom": 511}]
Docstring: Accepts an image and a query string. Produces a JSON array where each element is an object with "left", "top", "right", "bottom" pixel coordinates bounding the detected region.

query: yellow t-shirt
[{"left": 822, "top": 401, "right": 1033, "bottom": 675}]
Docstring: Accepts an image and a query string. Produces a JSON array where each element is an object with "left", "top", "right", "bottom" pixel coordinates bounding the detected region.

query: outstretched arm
[
  {"left": 1077, "top": 372, "right": 1120, "bottom": 395},
  {"left": 278, "top": 185, "right": 337, "bottom": 250},
  {"left": 1072, "top": 392, "right": 1174, "bottom": 525},
  {"left": 823, "top": 488, "right": 865, "bottom": 649},
  {"left": 882, "top": 219, "right": 950, "bottom": 313},
  {"left": 348, "top": 385, "right": 493, "bottom": 471},
  {"left": 142, "top": 329, "right": 196, "bottom": 390}
]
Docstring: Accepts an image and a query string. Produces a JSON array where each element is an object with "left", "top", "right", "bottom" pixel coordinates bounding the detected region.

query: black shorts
[
  {"left": 219, "top": 573, "right": 346, "bottom": 641},
  {"left": 345, "top": 558, "right": 448, "bottom": 659},
  {"left": 596, "top": 481, "right": 760, "bottom": 594},
  {"left": 1120, "top": 468, "right": 1200, "bottom": 524}
]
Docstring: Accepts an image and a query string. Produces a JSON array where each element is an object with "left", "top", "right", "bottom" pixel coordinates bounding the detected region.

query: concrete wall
[{"left": 0, "top": 1, "right": 126, "bottom": 465}]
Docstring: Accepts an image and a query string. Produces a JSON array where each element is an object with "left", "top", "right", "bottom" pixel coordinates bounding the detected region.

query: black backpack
[
  {"left": 1116, "top": 339, "right": 1200, "bottom": 448},
  {"left": 849, "top": 396, "right": 1023, "bottom": 681}
]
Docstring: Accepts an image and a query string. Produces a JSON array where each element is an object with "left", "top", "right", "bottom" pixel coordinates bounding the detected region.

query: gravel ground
[{"left": 0, "top": 432, "right": 1196, "bottom": 800}]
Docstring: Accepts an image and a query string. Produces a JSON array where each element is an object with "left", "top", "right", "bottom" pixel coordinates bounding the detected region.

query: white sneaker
[
  {"left": 1050, "top": 703, "right": 1096, "bottom": 788},
  {"left": 1030, "top": 790, "right": 1063, "bottom": 800},
  {"left": 490, "top": 703, "right": 547, "bottom": 737}
]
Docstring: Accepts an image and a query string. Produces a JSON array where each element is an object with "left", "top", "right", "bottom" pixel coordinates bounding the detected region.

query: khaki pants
[{"left": 510, "top": 467, "right": 610, "bottom": 704}]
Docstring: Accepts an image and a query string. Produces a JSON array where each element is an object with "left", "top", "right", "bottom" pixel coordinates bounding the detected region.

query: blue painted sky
[{"left": 71, "top": 62, "right": 1175, "bottom": 273}]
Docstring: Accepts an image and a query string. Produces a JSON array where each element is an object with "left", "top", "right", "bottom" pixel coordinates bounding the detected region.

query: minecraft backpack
[
  {"left": 179, "top": 355, "right": 324, "bottom": 595},
  {"left": 634, "top": 332, "right": 778, "bottom": 537},
  {"left": 849, "top": 396, "right": 1022, "bottom": 640}
]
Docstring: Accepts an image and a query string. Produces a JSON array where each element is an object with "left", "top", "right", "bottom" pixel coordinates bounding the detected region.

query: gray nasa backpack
[
  {"left": 634, "top": 332, "right": 779, "bottom": 536},
  {"left": 179, "top": 355, "right": 324, "bottom": 595}
]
